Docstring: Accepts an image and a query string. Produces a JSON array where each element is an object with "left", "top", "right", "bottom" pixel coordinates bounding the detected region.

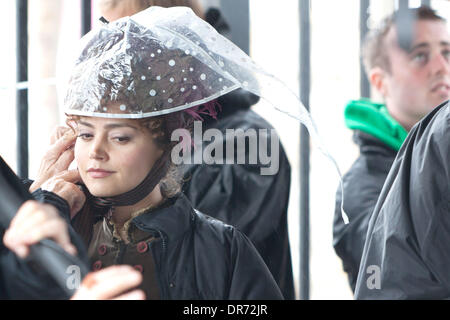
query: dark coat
[
  {"left": 182, "top": 88, "right": 294, "bottom": 299},
  {"left": 131, "top": 193, "right": 283, "bottom": 299},
  {"left": 74, "top": 193, "right": 284, "bottom": 300},
  {"left": 355, "top": 101, "right": 450, "bottom": 299},
  {"left": 333, "top": 130, "right": 397, "bottom": 292},
  {"left": 2, "top": 184, "right": 283, "bottom": 299}
]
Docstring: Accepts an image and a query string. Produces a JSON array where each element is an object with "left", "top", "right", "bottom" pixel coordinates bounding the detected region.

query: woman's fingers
[
  {"left": 51, "top": 170, "right": 86, "bottom": 218},
  {"left": 56, "top": 169, "right": 82, "bottom": 184},
  {"left": 40, "top": 171, "right": 86, "bottom": 219},
  {"left": 44, "top": 132, "right": 77, "bottom": 166},
  {"left": 55, "top": 147, "right": 75, "bottom": 172},
  {"left": 50, "top": 126, "right": 71, "bottom": 145}
]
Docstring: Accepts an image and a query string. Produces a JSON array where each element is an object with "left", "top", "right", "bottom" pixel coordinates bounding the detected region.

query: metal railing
[{"left": 16, "top": 0, "right": 28, "bottom": 179}]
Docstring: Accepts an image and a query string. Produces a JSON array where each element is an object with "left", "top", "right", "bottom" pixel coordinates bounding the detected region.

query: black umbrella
[{"left": 0, "top": 156, "right": 89, "bottom": 299}]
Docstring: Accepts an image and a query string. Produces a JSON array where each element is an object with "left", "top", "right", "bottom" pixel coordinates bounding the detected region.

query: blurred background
[{"left": 1, "top": 0, "right": 449, "bottom": 299}]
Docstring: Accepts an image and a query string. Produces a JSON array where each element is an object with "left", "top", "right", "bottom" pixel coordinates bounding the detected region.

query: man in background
[{"left": 333, "top": 6, "right": 450, "bottom": 292}]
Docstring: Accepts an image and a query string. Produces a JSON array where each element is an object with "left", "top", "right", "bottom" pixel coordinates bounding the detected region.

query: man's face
[{"left": 383, "top": 19, "right": 450, "bottom": 126}]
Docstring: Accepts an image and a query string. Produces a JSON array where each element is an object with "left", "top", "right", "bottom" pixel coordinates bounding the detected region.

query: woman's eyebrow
[
  {"left": 78, "top": 120, "right": 94, "bottom": 128},
  {"left": 103, "top": 123, "right": 138, "bottom": 130},
  {"left": 78, "top": 121, "right": 137, "bottom": 130}
]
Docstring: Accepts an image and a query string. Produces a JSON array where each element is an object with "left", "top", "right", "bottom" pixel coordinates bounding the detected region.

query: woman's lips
[{"left": 87, "top": 169, "right": 115, "bottom": 179}]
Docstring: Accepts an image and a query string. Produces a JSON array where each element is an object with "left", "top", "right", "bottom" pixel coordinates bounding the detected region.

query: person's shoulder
[
  {"left": 413, "top": 100, "right": 449, "bottom": 140},
  {"left": 338, "top": 151, "right": 392, "bottom": 215},
  {"left": 241, "top": 109, "right": 275, "bottom": 129},
  {"left": 218, "top": 108, "right": 275, "bottom": 131},
  {"left": 192, "top": 209, "right": 236, "bottom": 236},
  {"left": 193, "top": 208, "right": 256, "bottom": 246},
  {"left": 343, "top": 150, "right": 392, "bottom": 186},
  {"left": 407, "top": 101, "right": 449, "bottom": 164},
  {"left": 427, "top": 101, "right": 449, "bottom": 142},
  {"left": 344, "top": 132, "right": 396, "bottom": 182}
]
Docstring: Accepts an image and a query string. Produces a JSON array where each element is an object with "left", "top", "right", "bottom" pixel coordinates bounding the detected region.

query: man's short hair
[{"left": 361, "top": 6, "right": 446, "bottom": 75}]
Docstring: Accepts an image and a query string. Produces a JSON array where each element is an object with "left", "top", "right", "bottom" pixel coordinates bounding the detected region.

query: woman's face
[{"left": 74, "top": 114, "right": 163, "bottom": 197}]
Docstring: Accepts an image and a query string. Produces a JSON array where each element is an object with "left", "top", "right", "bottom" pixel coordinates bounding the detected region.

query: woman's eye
[
  {"left": 113, "top": 136, "right": 130, "bottom": 143},
  {"left": 77, "top": 133, "right": 93, "bottom": 140}
]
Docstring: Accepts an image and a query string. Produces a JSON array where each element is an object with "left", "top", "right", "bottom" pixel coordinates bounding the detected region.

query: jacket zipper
[
  {"left": 142, "top": 227, "right": 169, "bottom": 299},
  {"left": 115, "top": 241, "right": 127, "bottom": 264}
]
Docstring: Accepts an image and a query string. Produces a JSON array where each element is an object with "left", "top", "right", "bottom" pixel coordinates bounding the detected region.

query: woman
[
  {"left": 8, "top": 7, "right": 283, "bottom": 300},
  {"left": 96, "top": 0, "right": 295, "bottom": 300}
]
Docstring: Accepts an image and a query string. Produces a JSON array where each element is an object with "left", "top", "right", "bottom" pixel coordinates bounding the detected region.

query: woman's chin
[{"left": 85, "top": 184, "right": 123, "bottom": 198}]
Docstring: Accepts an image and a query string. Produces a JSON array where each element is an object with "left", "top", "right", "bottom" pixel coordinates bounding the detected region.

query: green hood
[{"left": 345, "top": 99, "right": 408, "bottom": 151}]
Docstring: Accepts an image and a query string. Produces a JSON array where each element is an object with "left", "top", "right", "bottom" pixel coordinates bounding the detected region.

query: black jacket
[
  {"left": 182, "top": 89, "right": 294, "bottom": 299},
  {"left": 333, "top": 131, "right": 397, "bottom": 292},
  {"left": 130, "top": 193, "right": 283, "bottom": 299},
  {"left": 355, "top": 101, "right": 450, "bottom": 299},
  {"left": 3, "top": 185, "right": 283, "bottom": 299},
  {"left": 74, "top": 192, "right": 284, "bottom": 300}
]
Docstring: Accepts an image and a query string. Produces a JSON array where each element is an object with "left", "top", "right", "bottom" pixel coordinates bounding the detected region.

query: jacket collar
[
  {"left": 353, "top": 130, "right": 398, "bottom": 156},
  {"left": 345, "top": 99, "right": 408, "bottom": 151},
  {"left": 132, "top": 193, "right": 195, "bottom": 242}
]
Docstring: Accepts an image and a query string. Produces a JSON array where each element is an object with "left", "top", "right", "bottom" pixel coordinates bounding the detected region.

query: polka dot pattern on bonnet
[{"left": 65, "top": 6, "right": 262, "bottom": 119}]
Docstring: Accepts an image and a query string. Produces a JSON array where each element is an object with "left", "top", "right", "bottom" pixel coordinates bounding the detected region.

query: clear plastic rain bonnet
[
  {"left": 64, "top": 6, "right": 348, "bottom": 222},
  {"left": 65, "top": 6, "right": 248, "bottom": 118}
]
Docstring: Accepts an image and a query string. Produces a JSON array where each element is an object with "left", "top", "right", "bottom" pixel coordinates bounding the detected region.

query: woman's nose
[
  {"left": 89, "top": 140, "right": 107, "bottom": 160},
  {"left": 89, "top": 150, "right": 104, "bottom": 160}
]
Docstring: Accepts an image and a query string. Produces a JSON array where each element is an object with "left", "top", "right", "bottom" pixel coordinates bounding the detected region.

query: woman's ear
[{"left": 369, "top": 67, "right": 389, "bottom": 97}]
